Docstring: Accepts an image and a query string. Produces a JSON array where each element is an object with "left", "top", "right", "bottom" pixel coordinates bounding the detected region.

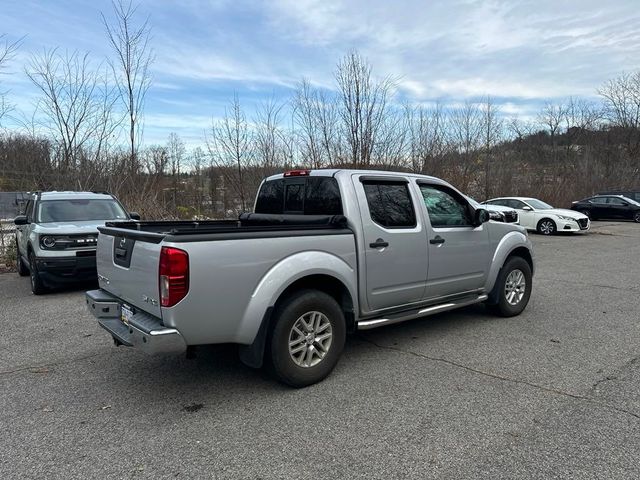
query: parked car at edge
[
  {"left": 483, "top": 197, "right": 590, "bottom": 235},
  {"left": 465, "top": 196, "right": 519, "bottom": 224},
  {"left": 571, "top": 195, "right": 640, "bottom": 223},
  {"left": 86, "top": 169, "right": 535, "bottom": 387},
  {"left": 14, "top": 191, "right": 139, "bottom": 294}
]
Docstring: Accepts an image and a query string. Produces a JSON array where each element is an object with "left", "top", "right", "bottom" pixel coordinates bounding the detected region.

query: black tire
[
  {"left": 267, "top": 289, "right": 346, "bottom": 388},
  {"left": 634, "top": 211, "right": 640, "bottom": 223},
  {"left": 487, "top": 256, "right": 532, "bottom": 317},
  {"left": 16, "top": 242, "right": 29, "bottom": 276},
  {"left": 578, "top": 209, "right": 591, "bottom": 219},
  {"left": 536, "top": 218, "right": 556, "bottom": 235},
  {"left": 28, "top": 251, "right": 48, "bottom": 295}
]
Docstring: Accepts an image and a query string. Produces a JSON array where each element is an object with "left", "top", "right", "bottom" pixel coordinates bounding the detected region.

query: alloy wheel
[
  {"left": 540, "top": 221, "right": 554, "bottom": 235},
  {"left": 504, "top": 269, "right": 526, "bottom": 306},
  {"left": 288, "top": 311, "right": 333, "bottom": 368}
]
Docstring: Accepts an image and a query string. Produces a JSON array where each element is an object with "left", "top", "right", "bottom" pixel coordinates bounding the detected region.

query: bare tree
[
  {"left": 448, "top": 101, "right": 483, "bottom": 191},
  {"left": 293, "top": 79, "right": 340, "bottom": 167},
  {"left": 254, "top": 99, "right": 286, "bottom": 172},
  {"left": 0, "top": 35, "right": 21, "bottom": 127},
  {"left": 598, "top": 71, "right": 640, "bottom": 129},
  {"left": 25, "top": 49, "right": 119, "bottom": 179},
  {"left": 167, "top": 132, "right": 185, "bottom": 213},
  {"left": 334, "top": 51, "right": 395, "bottom": 167},
  {"left": 102, "top": 0, "right": 153, "bottom": 172},
  {"left": 405, "top": 102, "right": 448, "bottom": 176},
  {"left": 206, "top": 95, "right": 253, "bottom": 213},
  {"left": 480, "top": 96, "right": 503, "bottom": 198},
  {"left": 538, "top": 101, "right": 566, "bottom": 158}
]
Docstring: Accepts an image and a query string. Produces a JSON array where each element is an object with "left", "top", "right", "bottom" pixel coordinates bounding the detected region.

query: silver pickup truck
[{"left": 86, "top": 169, "right": 534, "bottom": 387}]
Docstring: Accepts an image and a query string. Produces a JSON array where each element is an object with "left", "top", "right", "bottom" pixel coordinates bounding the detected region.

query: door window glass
[
  {"left": 591, "top": 197, "right": 608, "bottom": 204},
  {"left": 420, "top": 185, "right": 472, "bottom": 227},
  {"left": 363, "top": 182, "right": 416, "bottom": 228},
  {"left": 607, "top": 197, "right": 627, "bottom": 205}
]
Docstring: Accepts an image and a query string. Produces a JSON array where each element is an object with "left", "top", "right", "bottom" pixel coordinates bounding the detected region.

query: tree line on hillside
[{"left": 0, "top": 2, "right": 639, "bottom": 219}]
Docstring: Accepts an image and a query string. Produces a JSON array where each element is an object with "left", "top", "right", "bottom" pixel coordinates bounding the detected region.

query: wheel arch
[
  {"left": 485, "top": 231, "right": 534, "bottom": 297},
  {"left": 237, "top": 252, "right": 357, "bottom": 369}
]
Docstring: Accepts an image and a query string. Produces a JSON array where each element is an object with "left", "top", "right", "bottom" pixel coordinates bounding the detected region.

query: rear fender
[{"left": 237, "top": 251, "right": 357, "bottom": 345}]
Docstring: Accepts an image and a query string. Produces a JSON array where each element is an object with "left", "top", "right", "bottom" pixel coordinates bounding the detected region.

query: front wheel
[
  {"left": 16, "top": 243, "right": 29, "bottom": 277},
  {"left": 634, "top": 212, "right": 640, "bottom": 223},
  {"left": 267, "top": 290, "right": 346, "bottom": 388},
  {"left": 487, "top": 256, "right": 532, "bottom": 317},
  {"left": 537, "top": 218, "right": 556, "bottom": 235},
  {"left": 29, "top": 252, "right": 48, "bottom": 295},
  {"left": 578, "top": 209, "right": 591, "bottom": 219}
]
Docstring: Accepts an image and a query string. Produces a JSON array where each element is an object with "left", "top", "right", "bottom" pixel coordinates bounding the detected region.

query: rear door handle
[
  {"left": 369, "top": 238, "right": 389, "bottom": 249},
  {"left": 430, "top": 235, "right": 445, "bottom": 245}
]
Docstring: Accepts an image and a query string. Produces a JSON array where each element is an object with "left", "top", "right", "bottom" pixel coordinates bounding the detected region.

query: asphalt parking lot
[{"left": 1, "top": 221, "right": 639, "bottom": 479}]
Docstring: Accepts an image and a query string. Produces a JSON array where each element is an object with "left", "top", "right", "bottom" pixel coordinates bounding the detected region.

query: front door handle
[
  {"left": 430, "top": 235, "right": 445, "bottom": 245},
  {"left": 369, "top": 238, "right": 389, "bottom": 249}
]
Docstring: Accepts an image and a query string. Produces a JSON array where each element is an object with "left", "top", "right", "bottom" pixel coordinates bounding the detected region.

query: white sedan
[{"left": 482, "top": 197, "right": 590, "bottom": 235}]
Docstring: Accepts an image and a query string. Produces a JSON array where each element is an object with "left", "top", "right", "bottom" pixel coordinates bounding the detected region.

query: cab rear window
[{"left": 255, "top": 177, "right": 343, "bottom": 215}]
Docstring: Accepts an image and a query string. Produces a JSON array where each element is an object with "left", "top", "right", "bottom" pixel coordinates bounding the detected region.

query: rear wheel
[
  {"left": 267, "top": 290, "right": 346, "bottom": 388},
  {"left": 16, "top": 242, "right": 29, "bottom": 276},
  {"left": 536, "top": 218, "right": 556, "bottom": 235},
  {"left": 488, "top": 256, "right": 532, "bottom": 317},
  {"left": 29, "top": 251, "right": 47, "bottom": 295}
]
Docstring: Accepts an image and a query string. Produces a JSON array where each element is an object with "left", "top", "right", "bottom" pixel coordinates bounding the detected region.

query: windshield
[
  {"left": 37, "top": 199, "right": 128, "bottom": 223},
  {"left": 526, "top": 198, "right": 553, "bottom": 210}
]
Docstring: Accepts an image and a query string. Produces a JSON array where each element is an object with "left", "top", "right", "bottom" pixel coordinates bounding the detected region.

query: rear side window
[
  {"left": 254, "top": 177, "right": 343, "bottom": 215},
  {"left": 363, "top": 181, "right": 416, "bottom": 228}
]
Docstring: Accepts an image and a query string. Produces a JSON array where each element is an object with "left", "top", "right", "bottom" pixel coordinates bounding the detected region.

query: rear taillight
[{"left": 159, "top": 247, "right": 189, "bottom": 307}]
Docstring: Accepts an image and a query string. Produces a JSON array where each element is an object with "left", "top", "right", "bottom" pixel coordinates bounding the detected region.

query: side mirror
[
  {"left": 128, "top": 212, "right": 141, "bottom": 221},
  {"left": 14, "top": 215, "right": 28, "bottom": 226},
  {"left": 474, "top": 208, "right": 490, "bottom": 226},
  {"left": 522, "top": 206, "right": 533, "bottom": 211}
]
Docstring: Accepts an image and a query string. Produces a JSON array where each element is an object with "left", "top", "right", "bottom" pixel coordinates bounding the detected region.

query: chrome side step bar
[{"left": 357, "top": 294, "right": 488, "bottom": 330}]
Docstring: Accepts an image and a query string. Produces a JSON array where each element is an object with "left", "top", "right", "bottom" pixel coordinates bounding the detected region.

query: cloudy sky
[{"left": 1, "top": 0, "right": 639, "bottom": 146}]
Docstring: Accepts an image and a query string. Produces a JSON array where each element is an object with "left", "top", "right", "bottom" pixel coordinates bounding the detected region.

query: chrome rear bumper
[{"left": 85, "top": 289, "right": 186, "bottom": 355}]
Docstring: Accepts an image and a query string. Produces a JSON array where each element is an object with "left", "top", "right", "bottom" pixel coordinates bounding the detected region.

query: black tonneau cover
[{"left": 99, "top": 214, "right": 351, "bottom": 243}]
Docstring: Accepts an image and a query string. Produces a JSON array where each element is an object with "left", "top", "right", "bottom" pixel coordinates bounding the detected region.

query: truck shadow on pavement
[{"left": 101, "top": 303, "right": 499, "bottom": 403}]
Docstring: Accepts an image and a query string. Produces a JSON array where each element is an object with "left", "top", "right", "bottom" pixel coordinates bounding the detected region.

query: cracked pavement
[{"left": 1, "top": 221, "right": 639, "bottom": 479}]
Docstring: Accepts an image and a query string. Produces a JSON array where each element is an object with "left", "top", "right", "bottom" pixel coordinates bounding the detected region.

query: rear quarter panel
[{"left": 161, "top": 233, "right": 357, "bottom": 345}]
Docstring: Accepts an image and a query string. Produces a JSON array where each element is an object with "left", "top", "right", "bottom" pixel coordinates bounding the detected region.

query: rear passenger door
[
  {"left": 419, "top": 183, "right": 491, "bottom": 300},
  {"left": 354, "top": 175, "right": 428, "bottom": 312}
]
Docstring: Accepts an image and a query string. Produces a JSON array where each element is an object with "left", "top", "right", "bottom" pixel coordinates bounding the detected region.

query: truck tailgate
[{"left": 96, "top": 229, "right": 163, "bottom": 318}]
